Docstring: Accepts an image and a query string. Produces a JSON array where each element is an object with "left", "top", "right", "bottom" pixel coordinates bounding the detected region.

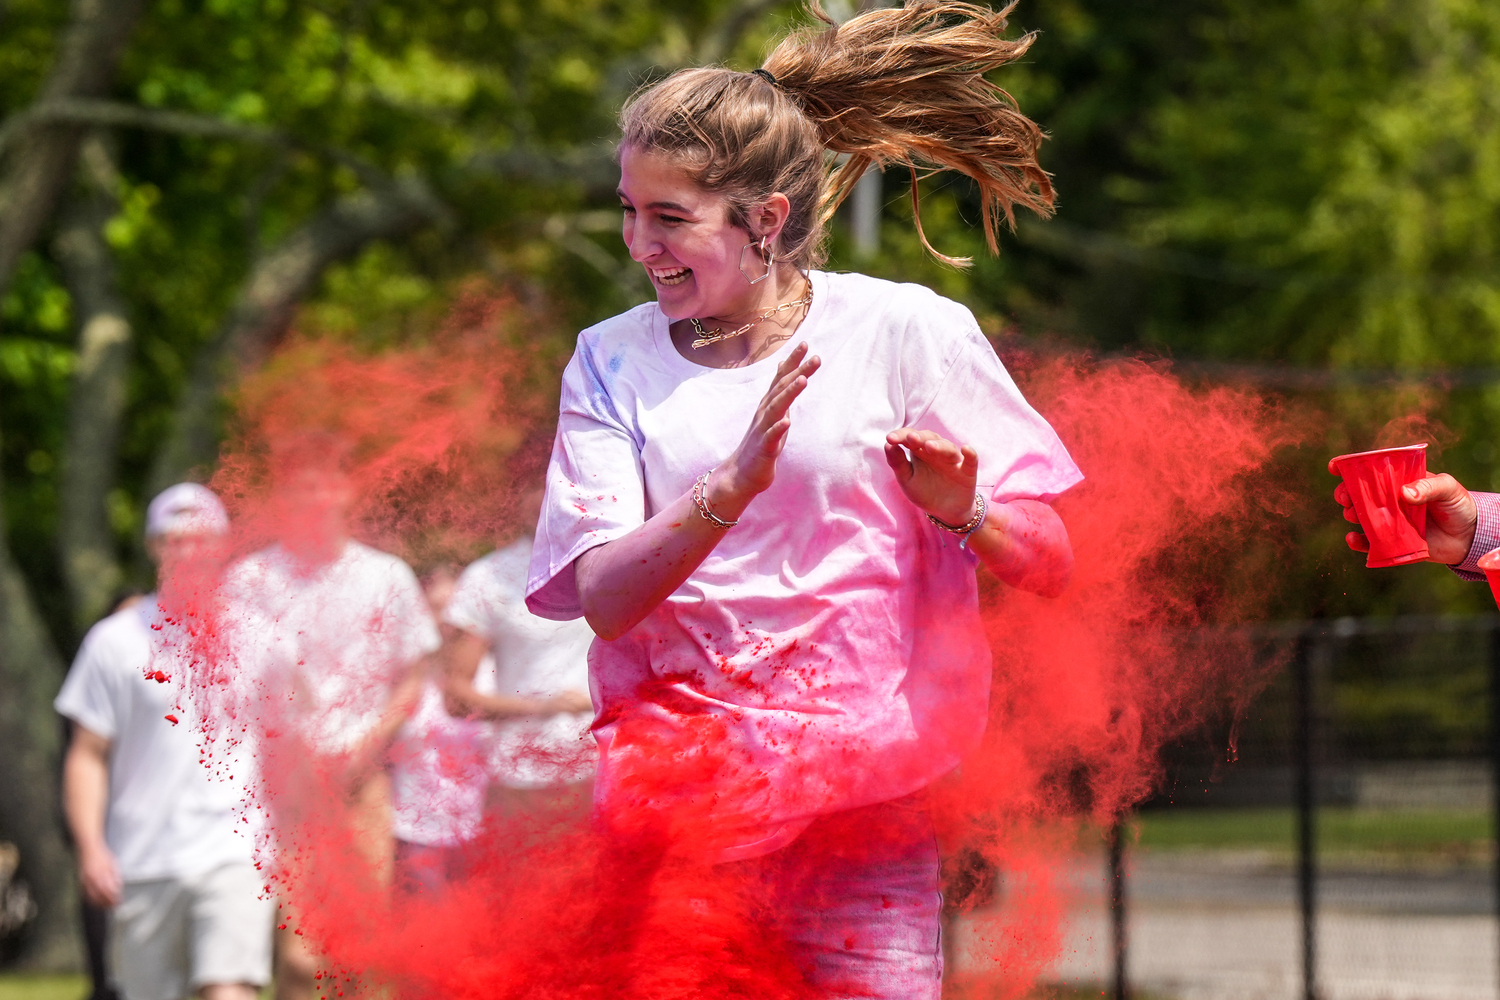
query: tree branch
[
  {"left": 0, "top": 97, "right": 398, "bottom": 192},
  {"left": 0, "top": 0, "right": 148, "bottom": 302},
  {"left": 147, "top": 178, "right": 453, "bottom": 493}
]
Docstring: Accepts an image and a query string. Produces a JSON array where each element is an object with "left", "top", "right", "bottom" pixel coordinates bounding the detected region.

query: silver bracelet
[
  {"left": 926, "top": 492, "right": 986, "bottom": 549},
  {"left": 692, "top": 470, "right": 738, "bottom": 529}
]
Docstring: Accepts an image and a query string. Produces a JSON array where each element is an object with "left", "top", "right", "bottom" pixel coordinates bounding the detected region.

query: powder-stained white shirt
[
  {"left": 444, "top": 539, "right": 595, "bottom": 789},
  {"left": 527, "top": 270, "right": 1083, "bottom": 859},
  {"left": 389, "top": 654, "right": 498, "bottom": 847},
  {"left": 219, "top": 540, "right": 440, "bottom": 757},
  {"left": 54, "top": 600, "right": 254, "bottom": 882}
]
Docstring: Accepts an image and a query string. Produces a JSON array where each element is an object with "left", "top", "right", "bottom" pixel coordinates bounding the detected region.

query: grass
[
  {"left": 0, "top": 975, "right": 86, "bottom": 1000},
  {"left": 1134, "top": 806, "right": 1492, "bottom": 857}
]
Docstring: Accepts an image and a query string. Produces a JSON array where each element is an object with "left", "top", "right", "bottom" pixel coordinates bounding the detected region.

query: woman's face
[{"left": 618, "top": 145, "right": 761, "bottom": 321}]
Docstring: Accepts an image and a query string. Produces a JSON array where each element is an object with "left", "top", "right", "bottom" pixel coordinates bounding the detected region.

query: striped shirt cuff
[{"left": 1452, "top": 491, "right": 1500, "bottom": 581}]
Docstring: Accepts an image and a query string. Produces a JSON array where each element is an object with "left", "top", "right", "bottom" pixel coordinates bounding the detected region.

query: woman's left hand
[
  {"left": 885, "top": 426, "right": 1074, "bottom": 597},
  {"left": 884, "top": 427, "right": 978, "bottom": 525}
]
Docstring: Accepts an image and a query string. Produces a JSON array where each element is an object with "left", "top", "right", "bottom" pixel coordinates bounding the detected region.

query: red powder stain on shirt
[{"left": 164, "top": 714, "right": 179, "bottom": 725}]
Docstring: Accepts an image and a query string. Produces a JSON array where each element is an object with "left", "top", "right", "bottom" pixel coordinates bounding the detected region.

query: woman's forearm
[
  {"left": 576, "top": 472, "right": 752, "bottom": 641},
  {"left": 967, "top": 498, "right": 1073, "bottom": 598}
]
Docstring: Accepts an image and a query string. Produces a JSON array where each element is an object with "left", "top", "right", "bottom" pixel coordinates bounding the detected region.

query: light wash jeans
[{"left": 731, "top": 792, "right": 943, "bottom": 999}]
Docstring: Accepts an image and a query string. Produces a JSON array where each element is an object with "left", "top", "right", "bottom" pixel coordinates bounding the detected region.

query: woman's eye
[
  {"left": 660, "top": 215, "right": 685, "bottom": 225},
  {"left": 620, "top": 205, "right": 635, "bottom": 215}
]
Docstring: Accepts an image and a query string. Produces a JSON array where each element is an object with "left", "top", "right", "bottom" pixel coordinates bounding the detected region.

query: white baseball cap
[{"left": 145, "top": 483, "right": 229, "bottom": 539}]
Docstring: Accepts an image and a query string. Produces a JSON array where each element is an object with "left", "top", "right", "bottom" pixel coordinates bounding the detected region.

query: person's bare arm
[
  {"left": 62, "top": 725, "right": 121, "bottom": 908},
  {"left": 1335, "top": 474, "right": 1478, "bottom": 564},
  {"left": 441, "top": 628, "right": 590, "bottom": 720},
  {"left": 885, "top": 428, "right": 1073, "bottom": 597},
  {"left": 342, "top": 656, "right": 430, "bottom": 793},
  {"left": 576, "top": 344, "right": 821, "bottom": 640}
]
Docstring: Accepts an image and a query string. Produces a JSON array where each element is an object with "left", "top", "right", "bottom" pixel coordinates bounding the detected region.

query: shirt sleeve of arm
[
  {"left": 525, "top": 345, "right": 648, "bottom": 621},
  {"left": 906, "top": 299, "right": 1084, "bottom": 504},
  {"left": 1450, "top": 491, "right": 1500, "bottom": 581},
  {"left": 53, "top": 629, "right": 120, "bottom": 740},
  {"left": 443, "top": 556, "right": 502, "bottom": 638}
]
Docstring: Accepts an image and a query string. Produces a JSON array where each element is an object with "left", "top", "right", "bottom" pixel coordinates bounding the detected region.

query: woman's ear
[{"left": 753, "top": 192, "right": 793, "bottom": 247}]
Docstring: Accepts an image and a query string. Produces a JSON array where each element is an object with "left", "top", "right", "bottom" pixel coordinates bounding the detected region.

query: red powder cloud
[{"left": 173, "top": 300, "right": 1306, "bottom": 999}]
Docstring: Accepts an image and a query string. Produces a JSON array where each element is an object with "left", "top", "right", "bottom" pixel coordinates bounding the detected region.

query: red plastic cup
[
  {"left": 1328, "top": 443, "right": 1429, "bottom": 568},
  {"left": 1478, "top": 548, "right": 1500, "bottom": 608}
]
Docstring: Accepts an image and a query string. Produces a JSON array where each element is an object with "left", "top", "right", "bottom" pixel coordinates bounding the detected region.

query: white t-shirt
[
  {"left": 527, "top": 270, "right": 1083, "bottom": 859},
  {"left": 218, "top": 540, "right": 441, "bottom": 758},
  {"left": 53, "top": 600, "right": 254, "bottom": 883},
  {"left": 388, "top": 654, "right": 498, "bottom": 847},
  {"left": 444, "top": 539, "right": 595, "bottom": 790}
]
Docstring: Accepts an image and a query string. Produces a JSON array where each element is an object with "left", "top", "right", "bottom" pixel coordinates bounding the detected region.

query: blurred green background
[{"left": 3, "top": 0, "right": 1499, "bottom": 975}]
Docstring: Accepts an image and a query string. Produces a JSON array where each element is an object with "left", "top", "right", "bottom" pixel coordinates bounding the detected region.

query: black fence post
[
  {"left": 1107, "top": 817, "right": 1127, "bottom": 1000},
  {"left": 1490, "top": 623, "right": 1500, "bottom": 1000},
  {"left": 1296, "top": 633, "right": 1321, "bottom": 1000}
]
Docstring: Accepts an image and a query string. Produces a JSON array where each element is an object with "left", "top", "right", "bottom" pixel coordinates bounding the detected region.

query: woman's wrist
[
  {"left": 929, "top": 491, "right": 980, "bottom": 529},
  {"left": 704, "top": 466, "right": 756, "bottom": 522}
]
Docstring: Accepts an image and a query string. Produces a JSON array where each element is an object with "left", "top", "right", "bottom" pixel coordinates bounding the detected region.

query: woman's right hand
[
  {"left": 1335, "top": 473, "right": 1477, "bottom": 564},
  {"left": 706, "top": 343, "right": 820, "bottom": 516}
]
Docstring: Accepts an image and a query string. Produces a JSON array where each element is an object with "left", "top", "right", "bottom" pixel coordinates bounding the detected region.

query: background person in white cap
[
  {"left": 55, "top": 483, "right": 274, "bottom": 1000},
  {"left": 216, "top": 431, "right": 439, "bottom": 1000}
]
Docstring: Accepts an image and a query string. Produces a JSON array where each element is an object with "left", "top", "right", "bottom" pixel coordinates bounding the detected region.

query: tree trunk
[
  {"left": 54, "top": 134, "right": 131, "bottom": 634},
  {"left": 148, "top": 178, "right": 450, "bottom": 492},
  {"left": 0, "top": 0, "right": 146, "bottom": 971},
  {"left": 0, "top": 452, "right": 78, "bottom": 971},
  {"left": 0, "top": 0, "right": 147, "bottom": 301}
]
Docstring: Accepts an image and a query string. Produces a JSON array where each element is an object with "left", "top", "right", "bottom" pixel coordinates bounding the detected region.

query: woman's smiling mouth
[{"left": 651, "top": 266, "right": 691, "bottom": 286}]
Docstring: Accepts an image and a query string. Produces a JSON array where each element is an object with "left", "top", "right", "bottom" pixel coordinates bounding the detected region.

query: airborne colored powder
[{"left": 158, "top": 291, "right": 1304, "bottom": 1000}]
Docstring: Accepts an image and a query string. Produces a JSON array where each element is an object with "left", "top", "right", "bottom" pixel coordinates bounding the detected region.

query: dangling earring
[{"left": 739, "top": 236, "right": 774, "bottom": 285}]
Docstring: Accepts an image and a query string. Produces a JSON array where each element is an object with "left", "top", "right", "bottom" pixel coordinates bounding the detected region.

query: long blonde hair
[{"left": 619, "top": 1, "right": 1053, "bottom": 268}]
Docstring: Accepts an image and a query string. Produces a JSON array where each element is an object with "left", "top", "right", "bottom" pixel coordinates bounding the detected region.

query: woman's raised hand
[
  {"left": 708, "top": 343, "right": 821, "bottom": 515},
  {"left": 884, "top": 427, "right": 979, "bottom": 526}
]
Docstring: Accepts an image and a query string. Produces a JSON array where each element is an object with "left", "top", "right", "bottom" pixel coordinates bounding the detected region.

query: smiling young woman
[{"left": 525, "top": 3, "right": 1083, "bottom": 995}]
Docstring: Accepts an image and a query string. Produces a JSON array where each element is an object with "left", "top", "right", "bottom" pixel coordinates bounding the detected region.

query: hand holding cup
[{"left": 1331, "top": 446, "right": 1477, "bottom": 565}]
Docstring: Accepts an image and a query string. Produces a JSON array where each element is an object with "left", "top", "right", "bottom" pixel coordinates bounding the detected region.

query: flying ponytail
[{"left": 619, "top": 1, "right": 1052, "bottom": 268}]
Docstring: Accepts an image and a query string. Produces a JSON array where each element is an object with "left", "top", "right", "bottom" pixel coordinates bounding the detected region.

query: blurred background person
[
  {"left": 442, "top": 489, "right": 595, "bottom": 828},
  {"left": 387, "top": 563, "right": 494, "bottom": 897},
  {"left": 217, "top": 432, "right": 439, "bottom": 1000},
  {"left": 55, "top": 484, "right": 273, "bottom": 1000},
  {"left": 77, "top": 587, "right": 143, "bottom": 1000}
]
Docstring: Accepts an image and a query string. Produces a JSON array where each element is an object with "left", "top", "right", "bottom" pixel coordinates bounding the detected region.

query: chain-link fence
[{"left": 1081, "top": 616, "right": 1500, "bottom": 1000}]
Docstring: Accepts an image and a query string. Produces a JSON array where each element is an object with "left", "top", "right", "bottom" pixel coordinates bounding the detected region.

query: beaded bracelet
[
  {"left": 926, "top": 492, "right": 987, "bottom": 548},
  {"left": 692, "top": 470, "right": 738, "bottom": 529}
]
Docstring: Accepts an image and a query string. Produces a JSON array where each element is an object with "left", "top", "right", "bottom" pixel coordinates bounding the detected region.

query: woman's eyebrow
[{"left": 616, "top": 189, "right": 693, "bottom": 213}]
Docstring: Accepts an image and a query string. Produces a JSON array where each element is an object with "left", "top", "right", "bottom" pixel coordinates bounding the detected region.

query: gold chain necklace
[{"left": 689, "top": 282, "right": 814, "bottom": 349}]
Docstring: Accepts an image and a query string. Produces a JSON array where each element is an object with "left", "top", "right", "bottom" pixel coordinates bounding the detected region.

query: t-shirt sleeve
[
  {"left": 526, "top": 346, "right": 649, "bottom": 621},
  {"left": 906, "top": 297, "right": 1083, "bottom": 504},
  {"left": 444, "top": 557, "right": 506, "bottom": 639},
  {"left": 53, "top": 625, "right": 123, "bottom": 740}
]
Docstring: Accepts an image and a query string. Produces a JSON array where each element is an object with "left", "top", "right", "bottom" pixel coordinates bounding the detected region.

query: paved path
[{"left": 952, "top": 850, "right": 1499, "bottom": 1000}]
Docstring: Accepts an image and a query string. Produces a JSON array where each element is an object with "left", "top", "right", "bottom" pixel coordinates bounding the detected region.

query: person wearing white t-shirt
[
  {"left": 217, "top": 433, "right": 439, "bottom": 1000},
  {"left": 441, "top": 529, "right": 594, "bottom": 801},
  {"left": 56, "top": 484, "right": 273, "bottom": 1000},
  {"left": 524, "top": 10, "right": 1081, "bottom": 997},
  {"left": 388, "top": 548, "right": 591, "bottom": 896}
]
